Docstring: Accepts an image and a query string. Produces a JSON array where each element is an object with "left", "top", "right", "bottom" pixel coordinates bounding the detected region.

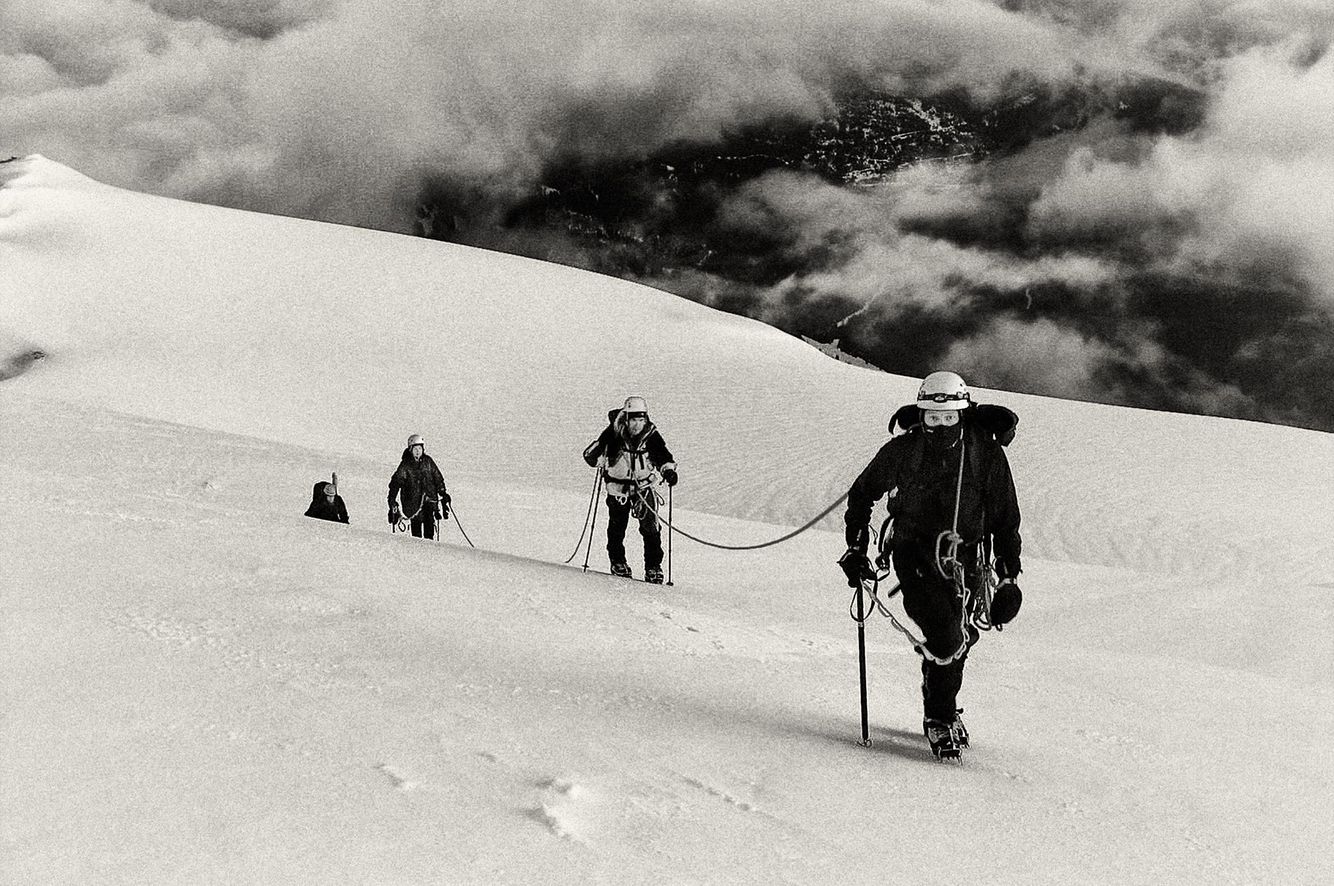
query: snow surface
[{"left": 2, "top": 154, "right": 1332, "bottom": 884}]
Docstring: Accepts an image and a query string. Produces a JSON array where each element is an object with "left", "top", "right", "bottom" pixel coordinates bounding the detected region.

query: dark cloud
[
  {"left": 144, "top": 1, "right": 333, "bottom": 40},
  {"left": 621, "top": 39, "right": 1334, "bottom": 429}
]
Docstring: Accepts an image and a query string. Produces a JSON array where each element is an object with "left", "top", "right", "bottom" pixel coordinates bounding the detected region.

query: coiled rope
[{"left": 392, "top": 494, "right": 428, "bottom": 534}]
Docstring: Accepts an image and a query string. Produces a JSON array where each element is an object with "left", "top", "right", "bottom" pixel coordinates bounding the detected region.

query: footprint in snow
[{"left": 531, "top": 778, "right": 602, "bottom": 845}]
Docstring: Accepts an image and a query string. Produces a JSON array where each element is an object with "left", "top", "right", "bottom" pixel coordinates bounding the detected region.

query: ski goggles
[{"left": 923, "top": 409, "right": 961, "bottom": 427}]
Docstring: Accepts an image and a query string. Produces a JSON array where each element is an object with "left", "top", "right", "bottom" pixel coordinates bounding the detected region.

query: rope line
[
  {"left": 633, "top": 485, "right": 850, "bottom": 552},
  {"left": 449, "top": 504, "right": 477, "bottom": 548},
  {"left": 564, "top": 470, "right": 604, "bottom": 565}
]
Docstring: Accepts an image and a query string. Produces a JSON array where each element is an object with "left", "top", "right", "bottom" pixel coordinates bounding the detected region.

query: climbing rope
[
  {"left": 563, "top": 469, "right": 605, "bottom": 565},
  {"left": 631, "top": 482, "right": 851, "bottom": 552},
  {"left": 849, "top": 575, "right": 968, "bottom": 666},
  {"left": 448, "top": 503, "right": 477, "bottom": 548}
]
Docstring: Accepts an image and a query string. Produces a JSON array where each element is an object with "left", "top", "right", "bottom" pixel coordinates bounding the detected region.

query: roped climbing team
[{"left": 300, "top": 374, "right": 1025, "bottom": 759}]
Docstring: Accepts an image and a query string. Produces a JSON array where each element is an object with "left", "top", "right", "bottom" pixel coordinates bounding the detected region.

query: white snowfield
[{"left": 2, "top": 155, "right": 1332, "bottom": 885}]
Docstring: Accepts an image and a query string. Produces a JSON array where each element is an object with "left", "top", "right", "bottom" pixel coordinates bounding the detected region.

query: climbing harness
[
  {"left": 392, "top": 492, "right": 454, "bottom": 541},
  {"left": 610, "top": 476, "right": 662, "bottom": 521}
]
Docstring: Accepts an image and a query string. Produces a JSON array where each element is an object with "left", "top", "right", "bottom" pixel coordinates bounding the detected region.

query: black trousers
[
  {"left": 605, "top": 495, "right": 663, "bottom": 570},
  {"left": 891, "top": 542, "right": 981, "bottom": 722},
  {"left": 410, "top": 513, "right": 438, "bottom": 539}
]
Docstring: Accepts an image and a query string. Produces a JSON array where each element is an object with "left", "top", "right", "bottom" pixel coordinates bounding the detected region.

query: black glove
[
  {"left": 584, "top": 451, "right": 600, "bottom": 468},
  {"left": 662, "top": 468, "right": 678, "bottom": 487},
  {"left": 990, "top": 579, "right": 1022, "bottom": 625},
  {"left": 439, "top": 493, "right": 451, "bottom": 520},
  {"left": 388, "top": 507, "right": 399, "bottom": 525},
  {"left": 838, "top": 547, "right": 874, "bottom": 588}
]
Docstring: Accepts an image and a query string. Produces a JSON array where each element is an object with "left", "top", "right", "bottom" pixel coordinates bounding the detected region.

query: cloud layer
[
  {"left": 668, "top": 31, "right": 1334, "bottom": 427},
  {"left": 2, "top": 0, "right": 1177, "bottom": 225},
  {"left": 5, "top": 1, "right": 1334, "bottom": 426}
]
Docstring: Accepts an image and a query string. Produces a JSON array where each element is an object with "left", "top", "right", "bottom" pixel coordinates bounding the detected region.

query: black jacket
[
  {"left": 844, "top": 413, "right": 1021, "bottom": 579},
  {"left": 388, "top": 449, "right": 448, "bottom": 516},
  {"left": 583, "top": 408, "right": 675, "bottom": 488},
  {"left": 304, "top": 482, "right": 349, "bottom": 524}
]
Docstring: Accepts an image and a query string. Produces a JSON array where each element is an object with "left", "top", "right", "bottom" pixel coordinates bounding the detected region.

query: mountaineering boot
[
  {"left": 952, "top": 709, "right": 969, "bottom": 749},
  {"left": 610, "top": 562, "right": 633, "bottom": 578},
  {"left": 924, "top": 718, "right": 962, "bottom": 761},
  {"left": 644, "top": 567, "right": 664, "bottom": 584}
]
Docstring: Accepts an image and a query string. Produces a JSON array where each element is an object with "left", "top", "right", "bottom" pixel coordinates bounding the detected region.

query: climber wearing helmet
[
  {"left": 583, "top": 396, "right": 678, "bottom": 583},
  {"left": 839, "top": 371, "right": 1023, "bottom": 760},
  {"left": 388, "top": 433, "right": 450, "bottom": 539}
]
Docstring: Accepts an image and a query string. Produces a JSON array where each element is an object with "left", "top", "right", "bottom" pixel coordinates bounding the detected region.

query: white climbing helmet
[
  {"left": 406, "top": 433, "right": 425, "bottom": 448},
  {"left": 623, "top": 396, "right": 648, "bottom": 417},
  {"left": 917, "top": 371, "right": 971, "bottom": 411}
]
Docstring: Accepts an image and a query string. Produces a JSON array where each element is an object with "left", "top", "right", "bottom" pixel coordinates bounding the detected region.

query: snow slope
[{"left": 2, "top": 155, "right": 1332, "bottom": 884}]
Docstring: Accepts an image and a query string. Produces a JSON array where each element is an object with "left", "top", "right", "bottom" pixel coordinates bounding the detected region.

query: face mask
[{"left": 923, "top": 414, "right": 963, "bottom": 447}]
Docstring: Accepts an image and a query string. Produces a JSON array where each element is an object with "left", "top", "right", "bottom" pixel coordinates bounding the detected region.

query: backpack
[{"left": 888, "top": 402, "right": 1018, "bottom": 447}]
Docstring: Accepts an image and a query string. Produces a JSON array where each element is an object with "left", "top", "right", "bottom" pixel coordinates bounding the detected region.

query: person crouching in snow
[
  {"left": 839, "top": 371, "right": 1023, "bottom": 760},
  {"left": 583, "top": 396, "right": 677, "bottom": 583},
  {"left": 388, "top": 434, "right": 450, "bottom": 539},
  {"left": 305, "top": 481, "right": 349, "bottom": 524}
]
